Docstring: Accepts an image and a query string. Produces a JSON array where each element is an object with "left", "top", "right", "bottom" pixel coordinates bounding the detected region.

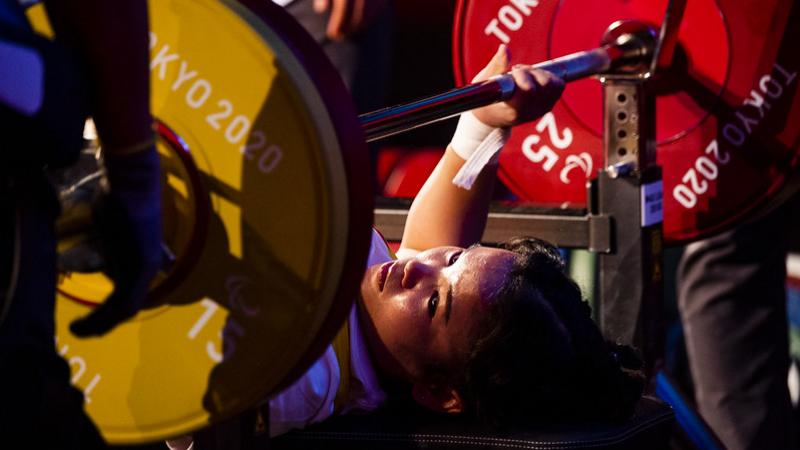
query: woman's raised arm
[{"left": 398, "top": 45, "right": 564, "bottom": 257}]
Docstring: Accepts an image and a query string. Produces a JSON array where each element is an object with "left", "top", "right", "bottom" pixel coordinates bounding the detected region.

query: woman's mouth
[{"left": 377, "top": 261, "right": 392, "bottom": 292}]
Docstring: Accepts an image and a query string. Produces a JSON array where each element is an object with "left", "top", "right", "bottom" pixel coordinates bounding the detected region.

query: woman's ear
[{"left": 411, "top": 382, "right": 464, "bottom": 414}]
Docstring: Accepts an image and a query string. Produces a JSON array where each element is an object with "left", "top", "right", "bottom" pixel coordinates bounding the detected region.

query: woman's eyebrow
[{"left": 445, "top": 245, "right": 477, "bottom": 323}]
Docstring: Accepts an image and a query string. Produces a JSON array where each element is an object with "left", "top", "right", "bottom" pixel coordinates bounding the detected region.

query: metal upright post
[{"left": 596, "top": 73, "right": 664, "bottom": 373}]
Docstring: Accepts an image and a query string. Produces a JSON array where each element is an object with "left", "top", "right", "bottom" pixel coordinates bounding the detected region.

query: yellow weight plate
[{"left": 32, "top": 0, "right": 372, "bottom": 444}]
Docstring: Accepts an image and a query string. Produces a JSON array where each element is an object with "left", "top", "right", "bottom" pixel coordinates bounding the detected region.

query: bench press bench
[{"left": 272, "top": 396, "right": 674, "bottom": 450}]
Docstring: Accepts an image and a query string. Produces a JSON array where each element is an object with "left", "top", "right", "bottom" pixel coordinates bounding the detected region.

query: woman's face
[{"left": 358, "top": 245, "right": 516, "bottom": 382}]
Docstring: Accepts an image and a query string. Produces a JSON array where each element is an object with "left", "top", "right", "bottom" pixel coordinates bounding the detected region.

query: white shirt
[
  {"left": 168, "top": 229, "right": 392, "bottom": 449},
  {"left": 268, "top": 229, "right": 391, "bottom": 436}
]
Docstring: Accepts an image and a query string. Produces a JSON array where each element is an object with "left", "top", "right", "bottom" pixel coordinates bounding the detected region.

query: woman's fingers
[
  {"left": 472, "top": 44, "right": 510, "bottom": 83},
  {"left": 510, "top": 66, "right": 535, "bottom": 91},
  {"left": 531, "top": 68, "right": 564, "bottom": 92},
  {"left": 526, "top": 68, "right": 565, "bottom": 113},
  {"left": 471, "top": 49, "right": 565, "bottom": 127},
  {"left": 509, "top": 68, "right": 564, "bottom": 123}
]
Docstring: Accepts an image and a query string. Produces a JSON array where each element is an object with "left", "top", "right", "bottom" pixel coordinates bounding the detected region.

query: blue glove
[{"left": 70, "top": 145, "right": 162, "bottom": 337}]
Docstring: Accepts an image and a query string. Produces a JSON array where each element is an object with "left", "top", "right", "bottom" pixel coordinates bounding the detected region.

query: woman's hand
[{"left": 472, "top": 45, "right": 564, "bottom": 128}]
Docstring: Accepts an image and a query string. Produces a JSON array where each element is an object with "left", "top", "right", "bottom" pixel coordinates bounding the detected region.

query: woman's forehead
[
  {"left": 420, "top": 245, "right": 463, "bottom": 256},
  {"left": 451, "top": 247, "right": 515, "bottom": 306}
]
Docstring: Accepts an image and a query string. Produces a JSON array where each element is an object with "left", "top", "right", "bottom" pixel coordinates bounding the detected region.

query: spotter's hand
[
  {"left": 472, "top": 45, "right": 564, "bottom": 128},
  {"left": 313, "top": 0, "right": 390, "bottom": 41},
  {"left": 69, "top": 146, "right": 163, "bottom": 338}
]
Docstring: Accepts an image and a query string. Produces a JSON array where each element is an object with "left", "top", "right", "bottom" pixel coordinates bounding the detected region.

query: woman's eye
[
  {"left": 447, "top": 251, "right": 463, "bottom": 266},
  {"left": 428, "top": 292, "right": 439, "bottom": 318}
]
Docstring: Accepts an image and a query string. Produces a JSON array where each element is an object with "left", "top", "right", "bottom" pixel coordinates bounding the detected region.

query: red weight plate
[{"left": 454, "top": 0, "right": 800, "bottom": 244}]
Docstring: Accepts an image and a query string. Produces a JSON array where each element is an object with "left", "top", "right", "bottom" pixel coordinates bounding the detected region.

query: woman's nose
[{"left": 401, "top": 259, "right": 434, "bottom": 289}]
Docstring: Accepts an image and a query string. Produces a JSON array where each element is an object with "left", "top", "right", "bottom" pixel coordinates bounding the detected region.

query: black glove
[{"left": 70, "top": 145, "right": 162, "bottom": 337}]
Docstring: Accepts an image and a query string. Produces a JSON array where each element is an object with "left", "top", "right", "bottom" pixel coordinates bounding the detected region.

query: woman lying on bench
[{"left": 168, "top": 45, "right": 643, "bottom": 449}]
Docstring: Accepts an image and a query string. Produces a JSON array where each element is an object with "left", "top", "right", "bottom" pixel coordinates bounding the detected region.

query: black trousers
[
  {"left": 0, "top": 174, "right": 106, "bottom": 448},
  {"left": 0, "top": 18, "right": 103, "bottom": 448},
  {"left": 678, "top": 195, "right": 800, "bottom": 450}
]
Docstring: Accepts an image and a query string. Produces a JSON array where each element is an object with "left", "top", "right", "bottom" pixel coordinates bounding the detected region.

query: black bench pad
[{"left": 272, "top": 396, "right": 674, "bottom": 450}]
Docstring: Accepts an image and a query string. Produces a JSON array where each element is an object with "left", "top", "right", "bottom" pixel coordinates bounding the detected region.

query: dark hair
[{"left": 457, "top": 237, "right": 644, "bottom": 426}]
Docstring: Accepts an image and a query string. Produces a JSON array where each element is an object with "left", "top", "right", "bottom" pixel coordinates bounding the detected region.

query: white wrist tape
[
  {"left": 450, "top": 112, "right": 510, "bottom": 190},
  {"left": 449, "top": 111, "right": 496, "bottom": 161}
]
